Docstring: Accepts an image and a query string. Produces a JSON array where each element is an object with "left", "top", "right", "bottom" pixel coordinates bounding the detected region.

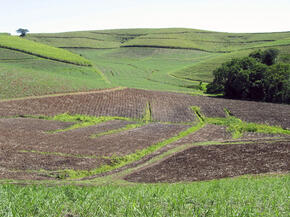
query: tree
[
  {"left": 16, "top": 28, "right": 29, "bottom": 37},
  {"left": 249, "top": 48, "right": 279, "bottom": 66},
  {"left": 207, "top": 48, "right": 290, "bottom": 104},
  {"left": 264, "top": 63, "right": 290, "bottom": 103}
]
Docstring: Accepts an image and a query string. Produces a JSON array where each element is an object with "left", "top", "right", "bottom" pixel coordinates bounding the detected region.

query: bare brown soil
[
  {"left": 125, "top": 141, "right": 290, "bottom": 183},
  {"left": 0, "top": 88, "right": 289, "bottom": 181},
  {"left": 1, "top": 88, "right": 289, "bottom": 127},
  {"left": 0, "top": 117, "right": 188, "bottom": 179}
]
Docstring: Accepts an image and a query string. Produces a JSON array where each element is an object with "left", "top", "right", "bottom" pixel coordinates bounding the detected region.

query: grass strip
[
  {"left": 206, "top": 115, "right": 290, "bottom": 139},
  {"left": 10, "top": 108, "right": 290, "bottom": 179},
  {"left": 193, "top": 106, "right": 290, "bottom": 139},
  {"left": 90, "top": 123, "right": 143, "bottom": 138},
  {"left": 48, "top": 113, "right": 130, "bottom": 133},
  {"left": 142, "top": 102, "right": 152, "bottom": 123},
  {"left": 39, "top": 121, "right": 205, "bottom": 179},
  {"left": 0, "top": 35, "right": 92, "bottom": 66}
]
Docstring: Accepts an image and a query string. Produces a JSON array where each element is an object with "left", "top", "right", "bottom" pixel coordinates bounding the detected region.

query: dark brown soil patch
[
  {"left": 0, "top": 88, "right": 289, "bottom": 181},
  {"left": 171, "top": 124, "right": 232, "bottom": 145},
  {"left": 0, "top": 169, "right": 56, "bottom": 181},
  {"left": 0, "top": 148, "right": 109, "bottom": 171},
  {"left": 124, "top": 141, "right": 290, "bottom": 183},
  {"left": 0, "top": 118, "right": 188, "bottom": 180},
  {"left": 0, "top": 119, "right": 188, "bottom": 156},
  {"left": 1, "top": 88, "right": 289, "bottom": 127}
]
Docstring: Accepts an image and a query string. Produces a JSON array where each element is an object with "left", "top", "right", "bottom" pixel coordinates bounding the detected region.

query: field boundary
[
  {"left": 121, "top": 45, "right": 228, "bottom": 53},
  {"left": 0, "top": 46, "right": 92, "bottom": 66},
  {"left": 115, "top": 137, "right": 290, "bottom": 182},
  {"left": 0, "top": 87, "right": 125, "bottom": 102}
]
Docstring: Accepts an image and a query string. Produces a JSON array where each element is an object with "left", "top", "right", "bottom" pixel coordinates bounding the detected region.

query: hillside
[
  {"left": 0, "top": 35, "right": 91, "bottom": 66},
  {"left": 1, "top": 28, "right": 289, "bottom": 99},
  {"left": 0, "top": 28, "right": 289, "bottom": 216},
  {"left": 27, "top": 28, "right": 290, "bottom": 52},
  {"left": 27, "top": 28, "right": 290, "bottom": 84},
  {"left": 0, "top": 48, "right": 111, "bottom": 99}
]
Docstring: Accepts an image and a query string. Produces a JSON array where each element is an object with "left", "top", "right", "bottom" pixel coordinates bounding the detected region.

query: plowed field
[
  {"left": 0, "top": 88, "right": 289, "bottom": 181},
  {"left": 125, "top": 141, "right": 290, "bottom": 183}
]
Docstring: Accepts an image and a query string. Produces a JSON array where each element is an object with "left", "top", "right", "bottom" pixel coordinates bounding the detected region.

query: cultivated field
[
  {"left": 0, "top": 35, "right": 91, "bottom": 66},
  {"left": 0, "top": 88, "right": 289, "bottom": 181},
  {"left": 1, "top": 28, "right": 290, "bottom": 99},
  {"left": 0, "top": 28, "right": 289, "bottom": 216}
]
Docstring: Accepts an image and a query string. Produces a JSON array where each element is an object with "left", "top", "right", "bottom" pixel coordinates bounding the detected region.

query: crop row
[{"left": 0, "top": 35, "right": 92, "bottom": 66}]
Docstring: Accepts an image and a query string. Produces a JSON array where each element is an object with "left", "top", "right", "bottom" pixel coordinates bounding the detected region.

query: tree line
[{"left": 207, "top": 49, "right": 290, "bottom": 104}]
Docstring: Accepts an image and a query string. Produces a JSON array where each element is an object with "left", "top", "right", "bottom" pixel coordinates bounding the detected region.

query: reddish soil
[{"left": 124, "top": 141, "right": 290, "bottom": 183}]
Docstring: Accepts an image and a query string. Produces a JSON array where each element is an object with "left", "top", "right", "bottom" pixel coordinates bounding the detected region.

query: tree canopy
[
  {"left": 207, "top": 49, "right": 290, "bottom": 104},
  {"left": 16, "top": 28, "right": 29, "bottom": 37}
]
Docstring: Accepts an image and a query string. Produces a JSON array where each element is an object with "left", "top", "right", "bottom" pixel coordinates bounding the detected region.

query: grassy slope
[
  {"left": 70, "top": 47, "right": 213, "bottom": 92},
  {"left": 28, "top": 28, "right": 290, "bottom": 85},
  {"left": 122, "top": 30, "right": 290, "bottom": 52},
  {"left": 0, "top": 48, "right": 111, "bottom": 99},
  {"left": 1, "top": 28, "right": 290, "bottom": 98},
  {"left": 1, "top": 28, "right": 290, "bottom": 215},
  {"left": 26, "top": 31, "right": 122, "bottom": 49},
  {"left": 0, "top": 35, "right": 91, "bottom": 66}
]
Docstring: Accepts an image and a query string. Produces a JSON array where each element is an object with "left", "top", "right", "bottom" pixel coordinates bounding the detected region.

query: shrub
[{"left": 207, "top": 49, "right": 290, "bottom": 103}]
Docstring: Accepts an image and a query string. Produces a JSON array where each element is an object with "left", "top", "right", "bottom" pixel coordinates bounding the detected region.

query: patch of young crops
[
  {"left": 0, "top": 48, "right": 111, "bottom": 99},
  {"left": 0, "top": 175, "right": 289, "bottom": 216},
  {"left": 0, "top": 35, "right": 92, "bottom": 66}
]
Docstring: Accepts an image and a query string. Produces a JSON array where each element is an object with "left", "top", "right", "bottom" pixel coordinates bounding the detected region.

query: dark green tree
[
  {"left": 249, "top": 48, "right": 279, "bottom": 66},
  {"left": 264, "top": 63, "right": 290, "bottom": 103},
  {"left": 207, "top": 48, "right": 290, "bottom": 103},
  {"left": 16, "top": 28, "right": 29, "bottom": 37}
]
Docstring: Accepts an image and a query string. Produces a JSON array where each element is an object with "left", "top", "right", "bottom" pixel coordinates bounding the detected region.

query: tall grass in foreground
[{"left": 0, "top": 175, "right": 289, "bottom": 216}]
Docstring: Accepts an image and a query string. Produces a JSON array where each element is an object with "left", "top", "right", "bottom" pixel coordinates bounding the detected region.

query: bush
[
  {"left": 207, "top": 49, "right": 290, "bottom": 104},
  {"left": 249, "top": 48, "right": 279, "bottom": 66}
]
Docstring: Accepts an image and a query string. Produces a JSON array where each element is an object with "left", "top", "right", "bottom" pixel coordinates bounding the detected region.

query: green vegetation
[
  {"left": 71, "top": 47, "right": 212, "bottom": 93},
  {"left": 16, "top": 112, "right": 203, "bottom": 179},
  {"left": 0, "top": 35, "right": 91, "bottom": 66},
  {"left": 1, "top": 28, "right": 289, "bottom": 216},
  {"left": 7, "top": 121, "right": 204, "bottom": 179},
  {"left": 207, "top": 114, "right": 290, "bottom": 139},
  {"left": 120, "top": 29, "right": 290, "bottom": 52},
  {"left": 1, "top": 175, "right": 289, "bottom": 216},
  {"left": 51, "top": 113, "right": 130, "bottom": 133},
  {"left": 22, "top": 28, "right": 290, "bottom": 95},
  {"left": 14, "top": 107, "right": 289, "bottom": 179},
  {"left": 191, "top": 106, "right": 290, "bottom": 139},
  {"left": 91, "top": 123, "right": 143, "bottom": 138},
  {"left": 1, "top": 28, "right": 290, "bottom": 99},
  {"left": 0, "top": 48, "right": 111, "bottom": 99},
  {"left": 16, "top": 28, "right": 29, "bottom": 37},
  {"left": 207, "top": 49, "right": 290, "bottom": 103}
]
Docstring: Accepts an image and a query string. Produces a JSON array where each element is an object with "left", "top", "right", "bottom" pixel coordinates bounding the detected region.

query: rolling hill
[
  {"left": 0, "top": 34, "right": 91, "bottom": 66},
  {"left": 0, "top": 28, "right": 289, "bottom": 216},
  {"left": 1, "top": 28, "right": 290, "bottom": 99}
]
